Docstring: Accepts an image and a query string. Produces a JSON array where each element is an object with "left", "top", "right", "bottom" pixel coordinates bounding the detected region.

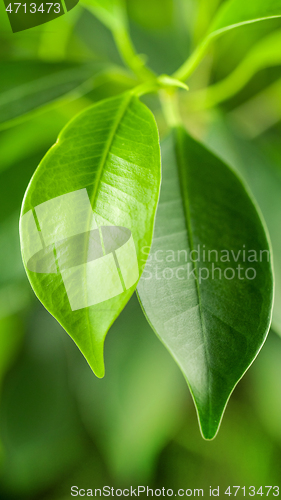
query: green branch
[
  {"left": 113, "top": 26, "right": 156, "bottom": 83},
  {"left": 173, "top": 38, "right": 211, "bottom": 82},
  {"left": 160, "top": 90, "right": 182, "bottom": 128}
]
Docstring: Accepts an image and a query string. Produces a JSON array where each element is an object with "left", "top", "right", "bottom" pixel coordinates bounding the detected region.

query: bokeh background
[{"left": 0, "top": 0, "right": 281, "bottom": 497}]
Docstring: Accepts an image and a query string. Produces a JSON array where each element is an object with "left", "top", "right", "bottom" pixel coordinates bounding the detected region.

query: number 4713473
[
  {"left": 5, "top": 3, "right": 61, "bottom": 13},
  {"left": 224, "top": 486, "right": 280, "bottom": 496}
]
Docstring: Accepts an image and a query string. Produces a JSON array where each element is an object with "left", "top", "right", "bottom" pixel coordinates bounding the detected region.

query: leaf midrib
[
  {"left": 175, "top": 130, "right": 212, "bottom": 425},
  {"left": 84, "top": 92, "right": 134, "bottom": 372},
  {"left": 89, "top": 92, "right": 133, "bottom": 210}
]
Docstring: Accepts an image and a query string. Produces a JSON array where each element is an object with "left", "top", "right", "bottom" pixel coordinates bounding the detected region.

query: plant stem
[
  {"left": 173, "top": 37, "right": 211, "bottom": 82},
  {"left": 160, "top": 90, "right": 182, "bottom": 128},
  {"left": 113, "top": 26, "right": 156, "bottom": 83}
]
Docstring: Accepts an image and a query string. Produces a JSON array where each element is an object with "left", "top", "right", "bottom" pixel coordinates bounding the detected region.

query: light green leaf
[
  {"left": 20, "top": 92, "right": 161, "bottom": 378},
  {"left": 210, "top": 0, "right": 281, "bottom": 38},
  {"left": 157, "top": 75, "right": 189, "bottom": 91},
  {"left": 137, "top": 130, "right": 273, "bottom": 439},
  {"left": 174, "top": 0, "right": 281, "bottom": 81},
  {"left": 189, "top": 29, "right": 281, "bottom": 109},
  {"left": 0, "top": 61, "right": 102, "bottom": 130}
]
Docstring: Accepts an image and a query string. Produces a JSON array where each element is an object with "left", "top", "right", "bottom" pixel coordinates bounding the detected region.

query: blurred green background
[{"left": 0, "top": 0, "right": 281, "bottom": 497}]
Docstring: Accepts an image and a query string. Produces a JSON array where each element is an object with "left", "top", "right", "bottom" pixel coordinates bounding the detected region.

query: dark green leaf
[
  {"left": 204, "top": 117, "right": 281, "bottom": 336},
  {"left": 0, "top": 61, "right": 102, "bottom": 130},
  {"left": 20, "top": 92, "right": 161, "bottom": 378},
  {"left": 137, "top": 129, "right": 273, "bottom": 439}
]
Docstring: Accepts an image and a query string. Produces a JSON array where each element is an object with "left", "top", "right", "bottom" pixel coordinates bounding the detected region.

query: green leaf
[
  {"left": 137, "top": 130, "right": 273, "bottom": 439},
  {"left": 174, "top": 0, "right": 281, "bottom": 81},
  {"left": 157, "top": 75, "right": 189, "bottom": 91},
  {"left": 204, "top": 116, "right": 281, "bottom": 336},
  {"left": 189, "top": 29, "right": 281, "bottom": 109},
  {"left": 0, "top": 61, "right": 102, "bottom": 130},
  {"left": 20, "top": 92, "right": 161, "bottom": 378},
  {"left": 209, "top": 0, "right": 281, "bottom": 38}
]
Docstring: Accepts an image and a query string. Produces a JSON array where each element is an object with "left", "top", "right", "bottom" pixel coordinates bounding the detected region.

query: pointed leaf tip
[
  {"left": 138, "top": 129, "right": 273, "bottom": 438},
  {"left": 20, "top": 93, "right": 161, "bottom": 374}
]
